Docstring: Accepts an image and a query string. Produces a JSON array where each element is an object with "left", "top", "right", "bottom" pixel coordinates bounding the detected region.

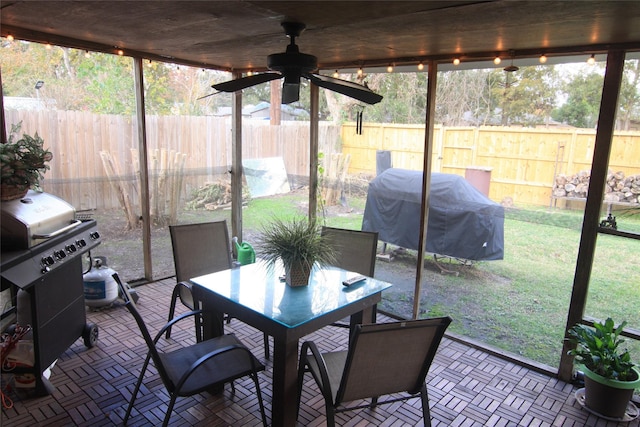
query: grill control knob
[
  {"left": 42, "top": 255, "right": 55, "bottom": 266},
  {"left": 55, "top": 250, "right": 67, "bottom": 260},
  {"left": 66, "top": 244, "right": 77, "bottom": 253},
  {"left": 90, "top": 231, "right": 101, "bottom": 240},
  {"left": 76, "top": 239, "right": 87, "bottom": 248}
]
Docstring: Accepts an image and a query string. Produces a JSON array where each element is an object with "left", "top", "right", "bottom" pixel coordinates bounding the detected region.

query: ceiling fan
[{"left": 212, "top": 22, "right": 383, "bottom": 105}]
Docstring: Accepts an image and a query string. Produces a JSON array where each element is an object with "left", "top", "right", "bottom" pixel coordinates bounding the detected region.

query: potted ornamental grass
[
  {"left": 0, "top": 122, "right": 53, "bottom": 201},
  {"left": 257, "top": 216, "right": 336, "bottom": 287},
  {"left": 567, "top": 318, "right": 640, "bottom": 420}
]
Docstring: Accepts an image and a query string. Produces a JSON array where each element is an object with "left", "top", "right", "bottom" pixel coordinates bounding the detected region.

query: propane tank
[{"left": 83, "top": 256, "right": 118, "bottom": 307}]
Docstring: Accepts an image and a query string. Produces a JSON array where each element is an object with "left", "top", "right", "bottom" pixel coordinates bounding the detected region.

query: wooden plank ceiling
[{"left": 2, "top": 1, "right": 640, "bottom": 72}]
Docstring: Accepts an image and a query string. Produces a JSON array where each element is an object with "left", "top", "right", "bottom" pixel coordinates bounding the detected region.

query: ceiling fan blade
[
  {"left": 197, "top": 92, "right": 222, "bottom": 100},
  {"left": 212, "top": 73, "right": 281, "bottom": 92},
  {"left": 306, "top": 74, "right": 383, "bottom": 105}
]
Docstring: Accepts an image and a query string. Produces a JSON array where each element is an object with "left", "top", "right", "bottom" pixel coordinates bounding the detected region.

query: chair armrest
[
  {"left": 300, "top": 341, "right": 334, "bottom": 404},
  {"left": 174, "top": 342, "right": 261, "bottom": 391},
  {"left": 175, "top": 281, "right": 193, "bottom": 303},
  {"left": 153, "top": 309, "right": 205, "bottom": 344}
]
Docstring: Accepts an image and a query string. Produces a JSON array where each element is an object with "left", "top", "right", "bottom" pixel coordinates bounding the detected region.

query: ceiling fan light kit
[{"left": 211, "top": 22, "right": 382, "bottom": 105}]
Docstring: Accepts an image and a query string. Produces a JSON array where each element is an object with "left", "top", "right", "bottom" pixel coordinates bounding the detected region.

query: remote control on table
[{"left": 342, "top": 275, "right": 367, "bottom": 287}]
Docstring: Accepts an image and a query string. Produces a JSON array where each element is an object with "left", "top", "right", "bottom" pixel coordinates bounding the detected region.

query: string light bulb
[
  {"left": 247, "top": 70, "right": 253, "bottom": 76},
  {"left": 357, "top": 67, "right": 363, "bottom": 77},
  {"left": 387, "top": 64, "right": 394, "bottom": 73},
  {"left": 539, "top": 54, "right": 547, "bottom": 64},
  {"left": 417, "top": 62, "right": 424, "bottom": 71},
  {"left": 117, "top": 49, "right": 124, "bottom": 56},
  {"left": 587, "top": 54, "right": 596, "bottom": 65},
  {"left": 333, "top": 70, "right": 339, "bottom": 78},
  {"left": 493, "top": 56, "right": 501, "bottom": 65},
  {"left": 45, "top": 43, "right": 52, "bottom": 50},
  {"left": 6, "top": 33, "right": 14, "bottom": 41},
  {"left": 84, "top": 50, "right": 91, "bottom": 58},
  {"left": 147, "top": 59, "right": 153, "bottom": 67},
  {"left": 453, "top": 58, "right": 460, "bottom": 66}
]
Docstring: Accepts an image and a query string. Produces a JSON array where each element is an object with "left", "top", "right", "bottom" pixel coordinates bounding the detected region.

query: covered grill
[
  {"left": 1, "top": 191, "right": 101, "bottom": 395},
  {"left": 362, "top": 169, "right": 504, "bottom": 261}
]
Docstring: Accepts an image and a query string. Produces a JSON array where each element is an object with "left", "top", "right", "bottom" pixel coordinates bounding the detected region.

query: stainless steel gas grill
[{"left": 1, "top": 190, "right": 102, "bottom": 395}]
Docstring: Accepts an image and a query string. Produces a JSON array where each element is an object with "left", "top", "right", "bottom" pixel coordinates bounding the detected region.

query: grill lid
[{"left": 1, "top": 190, "right": 77, "bottom": 250}]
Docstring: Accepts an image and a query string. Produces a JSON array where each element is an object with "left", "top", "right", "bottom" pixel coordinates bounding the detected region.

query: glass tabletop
[{"left": 190, "top": 261, "right": 392, "bottom": 329}]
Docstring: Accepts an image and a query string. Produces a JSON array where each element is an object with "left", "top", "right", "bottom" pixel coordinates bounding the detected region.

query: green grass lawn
[
  {"left": 435, "top": 206, "right": 640, "bottom": 367},
  {"left": 415, "top": 205, "right": 640, "bottom": 367}
]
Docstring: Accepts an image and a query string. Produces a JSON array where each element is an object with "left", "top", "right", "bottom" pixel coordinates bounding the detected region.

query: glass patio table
[{"left": 190, "top": 261, "right": 392, "bottom": 427}]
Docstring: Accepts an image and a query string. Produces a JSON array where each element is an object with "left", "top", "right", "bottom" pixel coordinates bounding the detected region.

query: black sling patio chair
[
  {"left": 297, "top": 317, "right": 452, "bottom": 427},
  {"left": 166, "top": 220, "right": 270, "bottom": 358},
  {"left": 165, "top": 220, "right": 233, "bottom": 340},
  {"left": 320, "top": 226, "right": 379, "bottom": 327},
  {"left": 112, "top": 273, "right": 268, "bottom": 427}
]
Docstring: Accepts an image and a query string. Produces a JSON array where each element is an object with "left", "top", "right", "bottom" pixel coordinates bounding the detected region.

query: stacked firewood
[
  {"left": 552, "top": 170, "right": 640, "bottom": 204},
  {"left": 186, "top": 180, "right": 233, "bottom": 210}
]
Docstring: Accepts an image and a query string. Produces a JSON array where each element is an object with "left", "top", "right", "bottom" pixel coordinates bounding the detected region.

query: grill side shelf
[{"left": 1, "top": 220, "right": 101, "bottom": 290}]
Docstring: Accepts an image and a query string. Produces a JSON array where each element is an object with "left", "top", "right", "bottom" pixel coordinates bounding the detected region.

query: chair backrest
[
  {"left": 336, "top": 317, "right": 451, "bottom": 404},
  {"left": 112, "top": 273, "right": 174, "bottom": 391},
  {"left": 170, "top": 220, "right": 233, "bottom": 282},
  {"left": 321, "top": 226, "right": 378, "bottom": 276}
]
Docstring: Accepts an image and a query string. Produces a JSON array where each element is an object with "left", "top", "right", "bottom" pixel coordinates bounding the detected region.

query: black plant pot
[{"left": 582, "top": 365, "right": 640, "bottom": 419}]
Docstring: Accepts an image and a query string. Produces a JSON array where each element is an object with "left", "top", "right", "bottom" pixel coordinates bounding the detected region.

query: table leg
[
  {"left": 192, "top": 289, "right": 225, "bottom": 340},
  {"left": 195, "top": 303, "right": 225, "bottom": 394},
  {"left": 199, "top": 308, "right": 225, "bottom": 340},
  {"left": 271, "top": 336, "right": 299, "bottom": 427},
  {"left": 349, "top": 304, "right": 376, "bottom": 331}
]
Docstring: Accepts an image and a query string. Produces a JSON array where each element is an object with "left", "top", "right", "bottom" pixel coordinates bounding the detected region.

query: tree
[
  {"left": 7, "top": 39, "right": 637, "bottom": 130},
  {"left": 436, "top": 69, "right": 492, "bottom": 126},
  {"left": 1, "top": 41, "right": 76, "bottom": 109},
  {"left": 1, "top": 39, "right": 217, "bottom": 115},
  {"left": 617, "top": 59, "right": 640, "bottom": 130},
  {"left": 362, "top": 72, "right": 427, "bottom": 124},
  {"left": 482, "top": 66, "right": 559, "bottom": 127},
  {"left": 163, "top": 66, "right": 234, "bottom": 116},
  {"left": 552, "top": 69, "right": 603, "bottom": 128},
  {"left": 322, "top": 73, "right": 382, "bottom": 123},
  {"left": 77, "top": 52, "right": 138, "bottom": 114}
]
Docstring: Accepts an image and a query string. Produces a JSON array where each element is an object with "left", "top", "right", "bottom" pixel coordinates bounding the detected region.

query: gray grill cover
[{"left": 362, "top": 169, "right": 504, "bottom": 261}]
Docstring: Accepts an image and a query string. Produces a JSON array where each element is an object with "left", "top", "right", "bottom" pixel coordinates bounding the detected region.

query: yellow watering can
[{"left": 233, "top": 237, "right": 256, "bottom": 265}]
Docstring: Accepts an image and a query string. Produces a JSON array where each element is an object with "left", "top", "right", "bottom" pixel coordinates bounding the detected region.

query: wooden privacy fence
[
  {"left": 4, "top": 110, "right": 340, "bottom": 211},
  {"left": 5, "top": 108, "right": 638, "bottom": 211},
  {"left": 342, "top": 123, "right": 640, "bottom": 207}
]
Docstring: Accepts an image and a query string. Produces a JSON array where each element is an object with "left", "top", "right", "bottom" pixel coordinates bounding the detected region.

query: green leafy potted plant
[
  {"left": 1, "top": 122, "right": 53, "bottom": 201},
  {"left": 257, "top": 216, "right": 336, "bottom": 287},
  {"left": 567, "top": 318, "right": 640, "bottom": 420}
]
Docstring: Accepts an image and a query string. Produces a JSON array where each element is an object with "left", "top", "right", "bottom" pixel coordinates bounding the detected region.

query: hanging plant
[{"left": 1, "top": 122, "right": 53, "bottom": 198}]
